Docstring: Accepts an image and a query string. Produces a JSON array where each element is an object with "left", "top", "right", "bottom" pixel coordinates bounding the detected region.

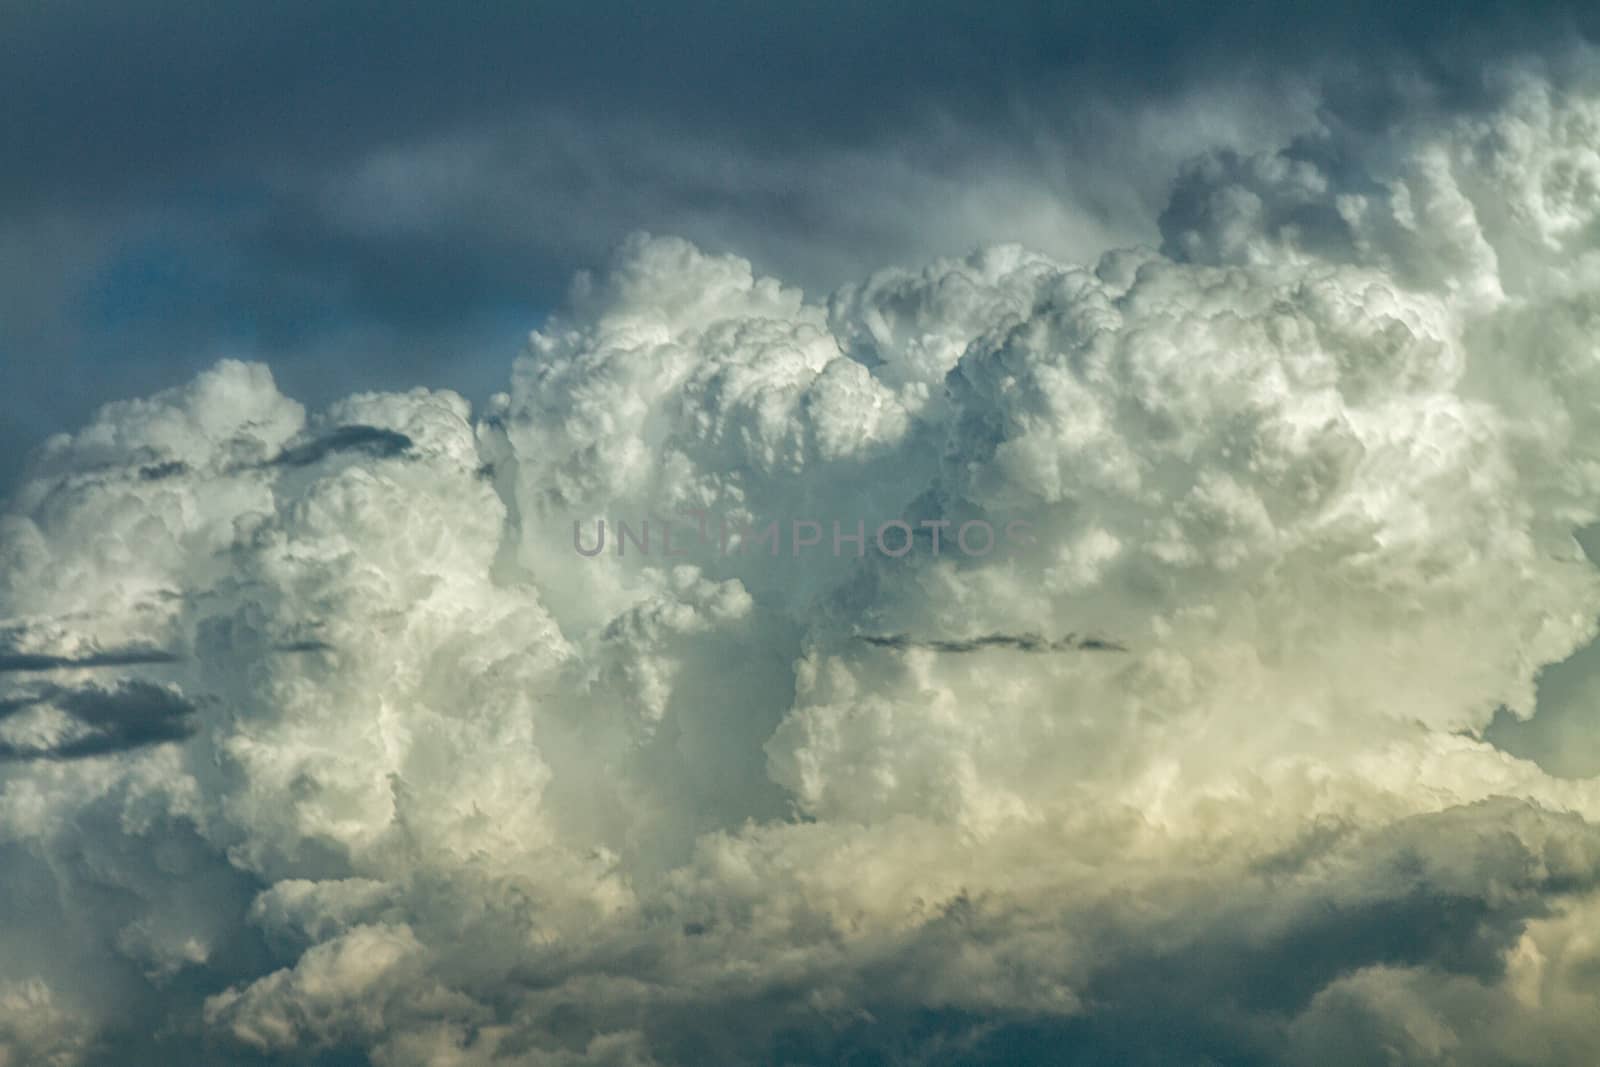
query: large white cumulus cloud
[{"left": 8, "top": 61, "right": 1600, "bottom": 1065}]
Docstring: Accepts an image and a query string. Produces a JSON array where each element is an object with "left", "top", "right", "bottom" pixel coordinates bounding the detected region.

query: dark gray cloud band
[
  {"left": 859, "top": 632, "right": 1128, "bottom": 654},
  {"left": 0, "top": 680, "right": 198, "bottom": 761}
]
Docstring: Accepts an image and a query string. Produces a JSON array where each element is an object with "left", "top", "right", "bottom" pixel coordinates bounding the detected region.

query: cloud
[
  {"left": 857, "top": 633, "right": 1128, "bottom": 654},
  {"left": 0, "top": 681, "right": 198, "bottom": 762},
  {"left": 16, "top": 0, "right": 1600, "bottom": 505},
  {"left": 0, "top": 648, "right": 182, "bottom": 674},
  {"left": 268, "top": 425, "right": 415, "bottom": 469},
  {"left": 10, "top": 52, "right": 1600, "bottom": 1066}
]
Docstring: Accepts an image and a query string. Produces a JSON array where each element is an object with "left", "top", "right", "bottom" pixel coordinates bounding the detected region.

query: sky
[
  {"left": 9, "top": 3, "right": 1600, "bottom": 1065},
  {"left": 7, "top": 0, "right": 1600, "bottom": 493}
]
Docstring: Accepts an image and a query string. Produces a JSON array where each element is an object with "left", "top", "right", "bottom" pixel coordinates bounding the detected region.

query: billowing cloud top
[{"left": 8, "top": 61, "right": 1600, "bottom": 1067}]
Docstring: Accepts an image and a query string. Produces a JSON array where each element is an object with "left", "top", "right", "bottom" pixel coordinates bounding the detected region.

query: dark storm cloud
[
  {"left": 0, "top": 680, "right": 198, "bottom": 761},
  {"left": 138, "top": 461, "right": 189, "bottom": 482},
  {"left": 443, "top": 800, "right": 1600, "bottom": 1067},
  {"left": 859, "top": 632, "right": 1128, "bottom": 654},
  {"left": 268, "top": 424, "right": 414, "bottom": 468},
  {"left": 734, "top": 800, "right": 1600, "bottom": 1067},
  {"left": 271, "top": 639, "right": 335, "bottom": 655},
  {"left": 0, "top": 647, "right": 183, "bottom": 674},
  {"left": 5, "top": 0, "right": 1597, "bottom": 208}
]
